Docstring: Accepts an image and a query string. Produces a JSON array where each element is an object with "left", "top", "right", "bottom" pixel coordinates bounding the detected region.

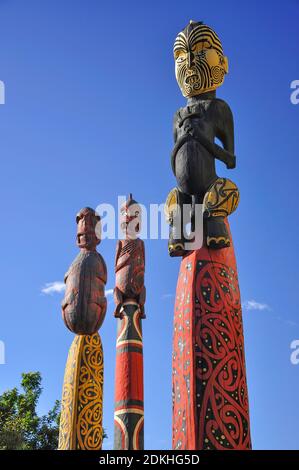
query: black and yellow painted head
[{"left": 174, "top": 21, "right": 228, "bottom": 97}]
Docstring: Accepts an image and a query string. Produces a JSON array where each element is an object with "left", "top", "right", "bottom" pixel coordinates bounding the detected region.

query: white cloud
[
  {"left": 242, "top": 299, "right": 270, "bottom": 311},
  {"left": 41, "top": 282, "right": 114, "bottom": 297},
  {"left": 41, "top": 281, "right": 65, "bottom": 295}
]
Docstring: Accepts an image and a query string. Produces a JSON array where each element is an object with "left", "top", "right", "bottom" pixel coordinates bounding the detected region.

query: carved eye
[{"left": 175, "top": 50, "right": 186, "bottom": 62}]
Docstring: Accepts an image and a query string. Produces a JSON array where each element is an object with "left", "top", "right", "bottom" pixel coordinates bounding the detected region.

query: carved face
[
  {"left": 120, "top": 196, "right": 141, "bottom": 240},
  {"left": 76, "top": 207, "right": 101, "bottom": 250},
  {"left": 174, "top": 21, "right": 228, "bottom": 97}
]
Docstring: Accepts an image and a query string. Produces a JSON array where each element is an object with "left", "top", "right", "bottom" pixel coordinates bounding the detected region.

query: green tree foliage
[{"left": 0, "top": 372, "right": 60, "bottom": 450}]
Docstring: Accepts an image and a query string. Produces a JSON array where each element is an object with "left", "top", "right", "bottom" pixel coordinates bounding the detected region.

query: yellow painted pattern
[
  {"left": 204, "top": 178, "right": 240, "bottom": 218},
  {"left": 174, "top": 21, "right": 229, "bottom": 97},
  {"left": 58, "top": 333, "right": 104, "bottom": 450},
  {"left": 115, "top": 408, "right": 144, "bottom": 416},
  {"left": 164, "top": 187, "right": 179, "bottom": 223}
]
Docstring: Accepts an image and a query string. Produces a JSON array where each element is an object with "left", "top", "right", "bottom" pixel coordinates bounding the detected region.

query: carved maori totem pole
[
  {"left": 58, "top": 207, "right": 107, "bottom": 450},
  {"left": 113, "top": 194, "right": 146, "bottom": 450},
  {"left": 165, "top": 21, "right": 251, "bottom": 450}
]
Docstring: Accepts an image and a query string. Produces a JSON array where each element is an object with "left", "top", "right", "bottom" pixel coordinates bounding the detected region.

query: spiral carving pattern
[
  {"left": 172, "top": 228, "right": 251, "bottom": 450},
  {"left": 58, "top": 333, "right": 104, "bottom": 450}
]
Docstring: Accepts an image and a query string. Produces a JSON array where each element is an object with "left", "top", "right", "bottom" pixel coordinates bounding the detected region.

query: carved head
[
  {"left": 120, "top": 194, "right": 141, "bottom": 240},
  {"left": 76, "top": 207, "right": 101, "bottom": 250},
  {"left": 174, "top": 20, "right": 228, "bottom": 98}
]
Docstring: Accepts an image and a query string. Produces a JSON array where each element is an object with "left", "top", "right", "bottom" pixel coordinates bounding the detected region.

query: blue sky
[{"left": 0, "top": 0, "right": 299, "bottom": 450}]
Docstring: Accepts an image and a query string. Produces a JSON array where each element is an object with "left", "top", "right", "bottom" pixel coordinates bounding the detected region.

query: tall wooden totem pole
[
  {"left": 113, "top": 194, "right": 146, "bottom": 450},
  {"left": 58, "top": 207, "right": 107, "bottom": 450},
  {"left": 165, "top": 21, "right": 251, "bottom": 450}
]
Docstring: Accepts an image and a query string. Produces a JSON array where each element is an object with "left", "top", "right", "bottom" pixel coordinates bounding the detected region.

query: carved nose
[{"left": 187, "top": 52, "right": 194, "bottom": 68}]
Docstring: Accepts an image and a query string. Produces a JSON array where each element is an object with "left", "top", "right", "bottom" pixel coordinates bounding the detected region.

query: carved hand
[{"left": 226, "top": 154, "right": 236, "bottom": 169}]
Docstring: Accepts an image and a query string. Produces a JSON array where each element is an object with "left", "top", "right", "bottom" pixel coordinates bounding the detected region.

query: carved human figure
[
  {"left": 62, "top": 207, "right": 107, "bottom": 335},
  {"left": 114, "top": 195, "right": 146, "bottom": 319},
  {"left": 165, "top": 21, "right": 240, "bottom": 256}
]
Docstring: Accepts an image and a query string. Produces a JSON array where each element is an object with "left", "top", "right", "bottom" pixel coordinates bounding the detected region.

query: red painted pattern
[
  {"left": 114, "top": 303, "right": 144, "bottom": 450},
  {"left": 115, "top": 351, "right": 144, "bottom": 403},
  {"left": 172, "top": 223, "right": 251, "bottom": 450}
]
